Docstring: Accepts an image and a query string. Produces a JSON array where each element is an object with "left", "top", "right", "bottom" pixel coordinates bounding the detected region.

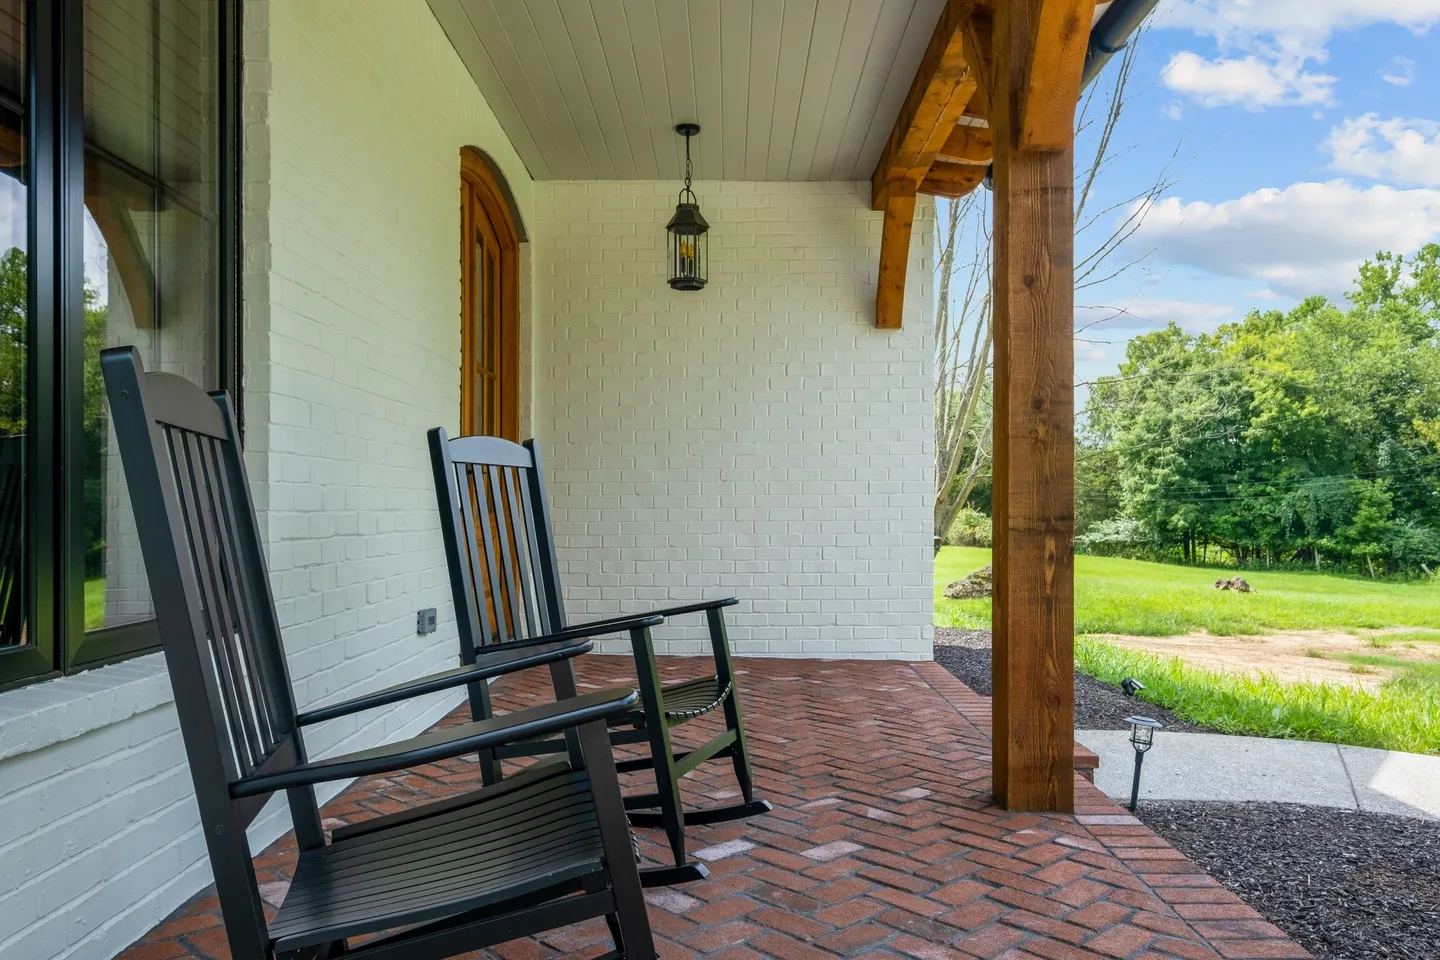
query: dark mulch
[
  {"left": 1138, "top": 802, "right": 1440, "bottom": 960},
  {"left": 933, "top": 627, "right": 1210, "bottom": 732}
]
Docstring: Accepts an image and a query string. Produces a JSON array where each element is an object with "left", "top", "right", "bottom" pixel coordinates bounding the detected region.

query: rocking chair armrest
[
  {"left": 233, "top": 687, "right": 640, "bottom": 798},
  {"left": 574, "top": 598, "right": 739, "bottom": 631},
  {"left": 484, "top": 613, "right": 670, "bottom": 651},
  {"left": 294, "top": 637, "right": 596, "bottom": 726}
]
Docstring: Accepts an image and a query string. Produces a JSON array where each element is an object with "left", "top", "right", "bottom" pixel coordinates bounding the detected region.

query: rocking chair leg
[
  {"left": 629, "top": 625, "right": 698, "bottom": 877},
  {"left": 578, "top": 718, "right": 657, "bottom": 960},
  {"left": 707, "top": 607, "right": 763, "bottom": 805},
  {"left": 463, "top": 677, "right": 503, "bottom": 786}
]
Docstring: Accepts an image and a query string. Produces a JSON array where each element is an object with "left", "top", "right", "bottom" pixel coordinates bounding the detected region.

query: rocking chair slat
[
  {"left": 501, "top": 466, "right": 541, "bottom": 637},
  {"left": 486, "top": 465, "right": 526, "bottom": 640},
  {"left": 101, "top": 346, "right": 656, "bottom": 960}
]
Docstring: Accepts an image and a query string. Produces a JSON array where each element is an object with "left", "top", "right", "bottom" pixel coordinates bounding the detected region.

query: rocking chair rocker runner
[
  {"left": 101, "top": 346, "right": 657, "bottom": 960},
  {"left": 429, "top": 427, "right": 772, "bottom": 888}
]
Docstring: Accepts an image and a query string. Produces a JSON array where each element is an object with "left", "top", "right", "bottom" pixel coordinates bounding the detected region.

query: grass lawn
[
  {"left": 934, "top": 547, "right": 1440, "bottom": 753},
  {"left": 1077, "top": 638, "right": 1440, "bottom": 754},
  {"left": 935, "top": 546, "right": 1440, "bottom": 636},
  {"left": 85, "top": 577, "right": 104, "bottom": 631}
]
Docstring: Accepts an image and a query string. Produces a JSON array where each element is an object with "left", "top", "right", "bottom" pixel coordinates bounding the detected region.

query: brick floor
[{"left": 118, "top": 656, "right": 1310, "bottom": 960}]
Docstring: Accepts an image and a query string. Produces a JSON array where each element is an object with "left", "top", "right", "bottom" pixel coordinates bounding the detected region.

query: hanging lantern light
[{"left": 666, "top": 123, "right": 708, "bottom": 291}]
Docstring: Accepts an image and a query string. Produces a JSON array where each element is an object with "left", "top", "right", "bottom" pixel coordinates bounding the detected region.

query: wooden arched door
[{"left": 460, "top": 149, "right": 520, "bottom": 440}]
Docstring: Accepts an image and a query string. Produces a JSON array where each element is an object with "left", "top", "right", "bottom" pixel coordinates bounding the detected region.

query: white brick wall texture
[
  {"left": 533, "top": 181, "right": 935, "bottom": 660},
  {"left": 0, "top": 3, "right": 537, "bottom": 957}
]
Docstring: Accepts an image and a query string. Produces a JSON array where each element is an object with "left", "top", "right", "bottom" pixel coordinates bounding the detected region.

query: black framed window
[{"left": 0, "top": 0, "right": 241, "bottom": 690}]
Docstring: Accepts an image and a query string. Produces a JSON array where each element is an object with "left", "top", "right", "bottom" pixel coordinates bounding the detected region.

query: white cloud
[
  {"left": 1156, "top": 1, "right": 1440, "bottom": 109},
  {"left": 1163, "top": 51, "right": 1334, "bottom": 108},
  {"left": 1131, "top": 180, "right": 1440, "bottom": 298},
  {"left": 1077, "top": 298, "right": 1237, "bottom": 334},
  {"left": 1381, "top": 55, "right": 1418, "bottom": 87},
  {"left": 1326, "top": 115, "right": 1440, "bottom": 187},
  {"left": 1157, "top": 1, "right": 1440, "bottom": 57}
]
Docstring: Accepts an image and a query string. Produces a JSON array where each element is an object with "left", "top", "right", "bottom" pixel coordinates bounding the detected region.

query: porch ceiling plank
[
  {"left": 484, "top": 0, "right": 594, "bottom": 179},
  {"left": 687, "top": 0, "right": 725, "bottom": 181},
  {"left": 918, "top": 158, "right": 987, "bottom": 198},
  {"left": 718, "top": 0, "right": 752, "bottom": 179},
  {"left": 766, "top": 0, "right": 820, "bottom": 182},
  {"left": 1015, "top": 0, "right": 1098, "bottom": 151},
  {"left": 850, "top": 0, "right": 953, "bottom": 181},
  {"left": 876, "top": 186, "right": 919, "bottom": 331},
  {"left": 808, "top": 0, "right": 884, "bottom": 180},
  {"left": 990, "top": 0, "right": 1078, "bottom": 813},
  {"left": 427, "top": 0, "right": 554, "bottom": 179},
  {"left": 745, "top": 0, "right": 787, "bottom": 180},
  {"left": 438, "top": 0, "right": 947, "bottom": 182},
  {"left": 543, "top": 0, "right": 628, "bottom": 179},
  {"left": 786, "top": 0, "right": 849, "bottom": 179},
  {"left": 591, "top": 0, "right": 663, "bottom": 180},
  {"left": 867, "top": 0, "right": 979, "bottom": 213},
  {"left": 647, "top": 0, "right": 695, "bottom": 177},
  {"left": 848, "top": 0, "right": 951, "bottom": 189}
]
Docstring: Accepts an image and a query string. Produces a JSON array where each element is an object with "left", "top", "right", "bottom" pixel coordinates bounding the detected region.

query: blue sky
[{"left": 1066, "top": 0, "right": 1440, "bottom": 387}]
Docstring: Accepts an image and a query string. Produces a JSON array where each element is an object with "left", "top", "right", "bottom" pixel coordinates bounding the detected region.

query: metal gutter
[
  {"left": 982, "top": 0, "right": 1160, "bottom": 189},
  {"left": 1081, "top": 0, "right": 1161, "bottom": 90}
]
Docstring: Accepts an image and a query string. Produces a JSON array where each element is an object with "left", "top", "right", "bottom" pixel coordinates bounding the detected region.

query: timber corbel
[{"left": 869, "top": 0, "right": 982, "bottom": 328}]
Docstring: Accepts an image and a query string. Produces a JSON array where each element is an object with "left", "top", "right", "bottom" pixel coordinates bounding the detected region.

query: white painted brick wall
[
  {"left": 534, "top": 181, "right": 935, "bottom": 660},
  {"left": 0, "top": 3, "right": 536, "bottom": 957}
]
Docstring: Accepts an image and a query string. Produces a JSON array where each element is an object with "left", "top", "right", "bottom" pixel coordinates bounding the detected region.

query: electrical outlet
[{"left": 416, "top": 608, "right": 437, "bottom": 635}]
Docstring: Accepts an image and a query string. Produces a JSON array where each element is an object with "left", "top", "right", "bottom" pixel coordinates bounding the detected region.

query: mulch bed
[
  {"left": 1137, "top": 802, "right": 1440, "bottom": 960},
  {"left": 933, "top": 627, "right": 1209, "bottom": 732}
]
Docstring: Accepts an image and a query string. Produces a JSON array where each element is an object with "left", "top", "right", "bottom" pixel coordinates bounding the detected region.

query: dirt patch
[{"left": 1093, "top": 628, "right": 1439, "bottom": 691}]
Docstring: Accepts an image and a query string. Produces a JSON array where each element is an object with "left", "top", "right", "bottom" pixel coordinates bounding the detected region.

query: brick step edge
[{"left": 1075, "top": 744, "right": 1100, "bottom": 782}]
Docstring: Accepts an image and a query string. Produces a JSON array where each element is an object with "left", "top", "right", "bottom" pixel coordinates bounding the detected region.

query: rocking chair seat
[
  {"left": 613, "top": 675, "right": 732, "bottom": 727},
  {"left": 268, "top": 761, "right": 609, "bottom": 952}
]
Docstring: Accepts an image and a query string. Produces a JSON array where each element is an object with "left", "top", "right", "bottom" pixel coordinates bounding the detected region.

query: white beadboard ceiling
[{"left": 427, "top": 0, "right": 952, "bottom": 182}]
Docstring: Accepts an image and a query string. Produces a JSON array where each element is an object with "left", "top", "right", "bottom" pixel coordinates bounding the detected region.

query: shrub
[{"left": 945, "top": 507, "right": 992, "bottom": 547}]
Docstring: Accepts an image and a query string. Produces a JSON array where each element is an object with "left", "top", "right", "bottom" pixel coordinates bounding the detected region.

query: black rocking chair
[
  {"left": 428, "top": 428, "right": 771, "bottom": 888},
  {"left": 101, "top": 346, "right": 656, "bottom": 960},
  {"left": 0, "top": 434, "right": 23, "bottom": 646}
]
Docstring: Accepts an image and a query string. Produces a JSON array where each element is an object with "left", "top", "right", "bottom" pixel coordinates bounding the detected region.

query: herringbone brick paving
[{"left": 117, "top": 656, "right": 1308, "bottom": 960}]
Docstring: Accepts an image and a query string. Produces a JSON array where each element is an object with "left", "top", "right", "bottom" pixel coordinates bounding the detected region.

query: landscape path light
[{"left": 1125, "top": 715, "right": 1162, "bottom": 812}]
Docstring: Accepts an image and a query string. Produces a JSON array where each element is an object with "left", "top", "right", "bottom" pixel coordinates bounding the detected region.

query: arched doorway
[{"left": 459, "top": 148, "right": 523, "bottom": 440}]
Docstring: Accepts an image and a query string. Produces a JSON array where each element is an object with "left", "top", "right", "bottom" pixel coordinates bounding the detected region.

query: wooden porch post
[{"left": 989, "top": 0, "right": 1093, "bottom": 811}]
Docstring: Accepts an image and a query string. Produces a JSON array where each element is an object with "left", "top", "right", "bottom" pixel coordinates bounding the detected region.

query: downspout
[{"left": 982, "top": 0, "right": 1160, "bottom": 190}]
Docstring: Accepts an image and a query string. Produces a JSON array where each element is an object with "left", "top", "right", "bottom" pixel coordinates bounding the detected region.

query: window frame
[{"left": 0, "top": 0, "right": 243, "bottom": 691}]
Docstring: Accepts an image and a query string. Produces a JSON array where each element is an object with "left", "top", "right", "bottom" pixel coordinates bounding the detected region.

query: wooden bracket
[
  {"left": 876, "top": 186, "right": 918, "bottom": 331},
  {"left": 1016, "top": 0, "right": 1097, "bottom": 151}
]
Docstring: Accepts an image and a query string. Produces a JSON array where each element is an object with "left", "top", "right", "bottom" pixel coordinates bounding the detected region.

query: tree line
[{"left": 1078, "top": 246, "right": 1440, "bottom": 577}]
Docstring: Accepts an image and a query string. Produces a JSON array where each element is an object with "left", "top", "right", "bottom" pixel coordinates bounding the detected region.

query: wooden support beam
[
  {"left": 919, "top": 159, "right": 987, "bottom": 199},
  {"left": 1016, "top": 0, "right": 1096, "bottom": 151},
  {"left": 990, "top": 0, "right": 1077, "bottom": 812},
  {"left": 937, "top": 124, "right": 993, "bottom": 165},
  {"left": 869, "top": 0, "right": 979, "bottom": 212},
  {"left": 876, "top": 186, "right": 917, "bottom": 330},
  {"left": 868, "top": 0, "right": 982, "bottom": 328}
]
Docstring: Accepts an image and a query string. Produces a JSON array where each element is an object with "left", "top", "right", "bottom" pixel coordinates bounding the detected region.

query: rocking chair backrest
[
  {"left": 101, "top": 348, "right": 309, "bottom": 837},
  {"left": 428, "top": 430, "right": 567, "bottom": 660},
  {"left": 0, "top": 435, "right": 23, "bottom": 645}
]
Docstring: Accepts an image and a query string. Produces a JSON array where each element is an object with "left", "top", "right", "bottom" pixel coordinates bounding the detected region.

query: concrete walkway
[{"left": 1077, "top": 729, "right": 1440, "bottom": 820}]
